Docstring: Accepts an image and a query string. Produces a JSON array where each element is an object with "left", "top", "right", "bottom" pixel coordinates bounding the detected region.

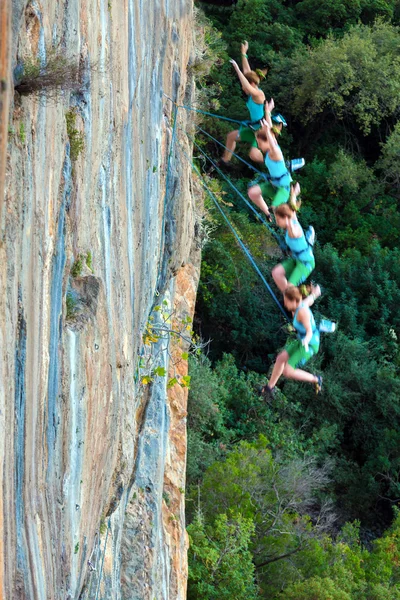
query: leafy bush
[
  {"left": 15, "top": 50, "right": 83, "bottom": 97},
  {"left": 65, "top": 110, "right": 85, "bottom": 161}
]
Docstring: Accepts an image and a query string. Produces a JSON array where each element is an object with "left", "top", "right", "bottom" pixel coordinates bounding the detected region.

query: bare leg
[
  {"left": 283, "top": 363, "right": 318, "bottom": 384},
  {"left": 249, "top": 146, "right": 264, "bottom": 164},
  {"left": 222, "top": 130, "right": 240, "bottom": 162},
  {"left": 272, "top": 264, "right": 289, "bottom": 293},
  {"left": 268, "top": 351, "right": 289, "bottom": 388},
  {"left": 248, "top": 184, "right": 271, "bottom": 218}
]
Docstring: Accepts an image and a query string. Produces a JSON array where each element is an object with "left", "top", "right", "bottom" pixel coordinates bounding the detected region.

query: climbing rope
[
  {"left": 177, "top": 140, "right": 289, "bottom": 321},
  {"left": 162, "top": 98, "right": 289, "bottom": 320},
  {"left": 163, "top": 93, "right": 249, "bottom": 126},
  {"left": 164, "top": 94, "right": 272, "bottom": 180},
  {"left": 195, "top": 125, "right": 268, "bottom": 179},
  {"left": 182, "top": 127, "right": 287, "bottom": 252}
]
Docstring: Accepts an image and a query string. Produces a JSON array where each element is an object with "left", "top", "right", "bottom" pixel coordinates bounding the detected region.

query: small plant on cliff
[
  {"left": 65, "top": 109, "right": 85, "bottom": 161},
  {"left": 14, "top": 50, "right": 84, "bottom": 97},
  {"left": 70, "top": 254, "right": 84, "bottom": 278},
  {"left": 70, "top": 251, "right": 93, "bottom": 277},
  {"left": 191, "top": 8, "right": 227, "bottom": 83},
  {"left": 66, "top": 292, "right": 78, "bottom": 320},
  {"left": 99, "top": 517, "right": 107, "bottom": 535},
  {"left": 190, "top": 8, "right": 227, "bottom": 114},
  {"left": 86, "top": 251, "right": 93, "bottom": 272},
  {"left": 139, "top": 300, "right": 207, "bottom": 389},
  {"left": 18, "top": 122, "right": 26, "bottom": 144},
  {"left": 74, "top": 542, "right": 80, "bottom": 554}
]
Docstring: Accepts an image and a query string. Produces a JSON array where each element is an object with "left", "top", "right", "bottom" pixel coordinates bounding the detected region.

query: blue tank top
[
  {"left": 285, "top": 218, "right": 314, "bottom": 264},
  {"left": 265, "top": 150, "right": 291, "bottom": 188},
  {"left": 246, "top": 95, "right": 264, "bottom": 125},
  {"left": 293, "top": 303, "right": 320, "bottom": 350}
]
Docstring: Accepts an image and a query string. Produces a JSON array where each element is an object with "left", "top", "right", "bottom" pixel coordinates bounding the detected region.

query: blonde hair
[{"left": 244, "top": 71, "right": 260, "bottom": 85}]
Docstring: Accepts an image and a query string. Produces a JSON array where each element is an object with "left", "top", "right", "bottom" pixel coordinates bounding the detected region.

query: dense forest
[{"left": 185, "top": 1, "right": 400, "bottom": 598}]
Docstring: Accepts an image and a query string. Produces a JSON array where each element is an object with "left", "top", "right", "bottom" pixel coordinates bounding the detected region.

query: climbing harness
[{"left": 288, "top": 225, "right": 315, "bottom": 262}]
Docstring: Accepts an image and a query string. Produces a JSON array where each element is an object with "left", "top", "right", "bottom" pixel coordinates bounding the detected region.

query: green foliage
[
  {"left": 65, "top": 109, "right": 85, "bottom": 161},
  {"left": 187, "top": 512, "right": 260, "bottom": 600},
  {"left": 377, "top": 121, "right": 400, "bottom": 194},
  {"left": 66, "top": 292, "right": 77, "bottom": 320},
  {"left": 294, "top": 0, "right": 364, "bottom": 38},
  {"left": 86, "top": 251, "right": 93, "bottom": 272},
  {"left": 189, "top": 1, "right": 400, "bottom": 596},
  {"left": 197, "top": 180, "right": 283, "bottom": 369},
  {"left": 99, "top": 517, "right": 107, "bottom": 535},
  {"left": 19, "top": 122, "right": 26, "bottom": 144},
  {"left": 70, "top": 255, "right": 84, "bottom": 278},
  {"left": 15, "top": 50, "right": 82, "bottom": 96},
  {"left": 291, "top": 22, "right": 400, "bottom": 134},
  {"left": 191, "top": 7, "right": 228, "bottom": 85},
  {"left": 282, "top": 515, "right": 400, "bottom": 598}
]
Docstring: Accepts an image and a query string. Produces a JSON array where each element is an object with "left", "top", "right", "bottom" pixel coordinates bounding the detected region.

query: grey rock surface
[{"left": 0, "top": 0, "right": 198, "bottom": 597}]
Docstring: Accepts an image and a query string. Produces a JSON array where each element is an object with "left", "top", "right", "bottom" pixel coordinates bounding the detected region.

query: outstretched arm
[
  {"left": 264, "top": 98, "right": 274, "bottom": 128},
  {"left": 230, "top": 59, "right": 264, "bottom": 102},
  {"left": 302, "top": 284, "right": 321, "bottom": 309},
  {"left": 241, "top": 41, "right": 251, "bottom": 74},
  {"left": 260, "top": 115, "right": 280, "bottom": 152}
]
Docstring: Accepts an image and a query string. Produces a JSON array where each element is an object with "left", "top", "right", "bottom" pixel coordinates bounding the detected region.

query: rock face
[
  {"left": 0, "top": 0, "right": 198, "bottom": 598},
  {"left": 0, "top": 0, "right": 11, "bottom": 214}
]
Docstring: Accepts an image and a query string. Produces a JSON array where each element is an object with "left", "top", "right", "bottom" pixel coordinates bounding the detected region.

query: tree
[
  {"left": 291, "top": 22, "right": 400, "bottom": 134},
  {"left": 187, "top": 512, "right": 260, "bottom": 600}
]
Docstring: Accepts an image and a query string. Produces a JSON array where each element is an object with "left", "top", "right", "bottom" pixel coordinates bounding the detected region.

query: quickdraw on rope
[
  {"left": 182, "top": 127, "right": 287, "bottom": 252},
  {"left": 177, "top": 140, "right": 289, "bottom": 322}
]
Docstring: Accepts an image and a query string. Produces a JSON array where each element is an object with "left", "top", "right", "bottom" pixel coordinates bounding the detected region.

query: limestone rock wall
[{"left": 0, "top": 0, "right": 198, "bottom": 598}]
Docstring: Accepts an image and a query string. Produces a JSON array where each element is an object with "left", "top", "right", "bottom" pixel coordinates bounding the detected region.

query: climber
[
  {"left": 262, "top": 112, "right": 306, "bottom": 175},
  {"left": 262, "top": 285, "right": 323, "bottom": 396},
  {"left": 220, "top": 41, "right": 266, "bottom": 166},
  {"left": 272, "top": 201, "right": 315, "bottom": 292},
  {"left": 246, "top": 99, "right": 295, "bottom": 218}
]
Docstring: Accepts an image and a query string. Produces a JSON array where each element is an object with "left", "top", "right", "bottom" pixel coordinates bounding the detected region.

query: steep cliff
[{"left": 0, "top": 0, "right": 198, "bottom": 598}]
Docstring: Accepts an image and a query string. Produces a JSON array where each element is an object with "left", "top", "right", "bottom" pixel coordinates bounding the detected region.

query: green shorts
[
  {"left": 281, "top": 257, "right": 315, "bottom": 286},
  {"left": 238, "top": 126, "right": 258, "bottom": 148},
  {"left": 285, "top": 338, "right": 319, "bottom": 369},
  {"left": 259, "top": 180, "right": 290, "bottom": 207}
]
